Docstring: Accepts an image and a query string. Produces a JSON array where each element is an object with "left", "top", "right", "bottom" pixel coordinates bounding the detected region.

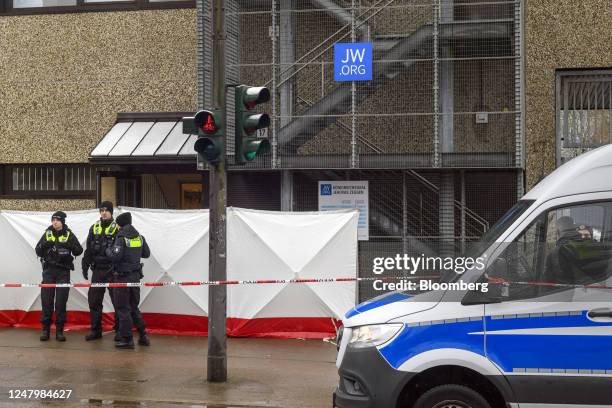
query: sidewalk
[{"left": 0, "top": 328, "right": 338, "bottom": 407}]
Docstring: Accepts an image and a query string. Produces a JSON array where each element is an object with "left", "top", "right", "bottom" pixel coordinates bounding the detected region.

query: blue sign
[
  {"left": 334, "top": 42, "right": 373, "bottom": 82},
  {"left": 320, "top": 184, "right": 332, "bottom": 196}
]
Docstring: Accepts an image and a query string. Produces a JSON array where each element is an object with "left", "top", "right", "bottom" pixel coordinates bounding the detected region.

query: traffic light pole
[{"left": 208, "top": 0, "right": 227, "bottom": 383}]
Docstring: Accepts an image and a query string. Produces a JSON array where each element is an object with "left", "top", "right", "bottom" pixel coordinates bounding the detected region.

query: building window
[
  {"left": 3, "top": 0, "right": 194, "bottom": 13},
  {"left": 12, "top": 167, "right": 59, "bottom": 192},
  {"left": 4, "top": 165, "right": 96, "bottom": 198},
  {"left": 64, "top": 166, "right": 96, "bottom": 191},
  {"left": 13, "top": 0, "right": 76, "bottom": 7},
  {"left": 556, "top": 70, "right": 612, "bottom": 166}
]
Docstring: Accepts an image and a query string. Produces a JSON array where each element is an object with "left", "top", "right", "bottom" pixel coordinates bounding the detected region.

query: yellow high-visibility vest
[
  {"left": 124, "top": 236, "right": 143, "bottom": 248},
  {"left": 45, "top": 230, "right": 70, "bottom": 243},
  {"left": 93, "top": 220, "right": 118, "bottom": 237}
]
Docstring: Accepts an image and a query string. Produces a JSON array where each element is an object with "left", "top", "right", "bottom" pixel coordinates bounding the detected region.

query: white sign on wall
[{"left": 318, "top": 181, "right": 369, "bottom": 241}]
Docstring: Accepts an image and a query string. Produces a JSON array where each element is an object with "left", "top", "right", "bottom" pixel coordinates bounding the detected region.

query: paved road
[{"left": 0, "top": 328, "right": 338, "bottom": 408}]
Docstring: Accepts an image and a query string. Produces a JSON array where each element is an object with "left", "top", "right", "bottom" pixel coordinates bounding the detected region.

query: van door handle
[{"left": 588, "top": 308, "right": 612, "bottom": 319}]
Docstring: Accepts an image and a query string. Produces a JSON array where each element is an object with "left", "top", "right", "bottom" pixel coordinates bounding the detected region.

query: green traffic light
[{"left": 235, "top": 85, "right": 271, "bottom": 165}]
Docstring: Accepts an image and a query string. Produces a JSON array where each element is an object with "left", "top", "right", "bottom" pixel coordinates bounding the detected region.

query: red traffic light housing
[
  {"left": 195, "top": 110, "right": 219, "bottom": 134},
  {"left": 183, "top": 109, "right": 224, "bottom": 164}
]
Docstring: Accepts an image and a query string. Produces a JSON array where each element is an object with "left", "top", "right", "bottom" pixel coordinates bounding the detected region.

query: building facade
[{"left": 0, "top": 0, "right": 610, "bottom": 299}]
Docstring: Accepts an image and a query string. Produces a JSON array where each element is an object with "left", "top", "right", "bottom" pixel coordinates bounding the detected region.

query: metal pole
[
  {"left": 402, "top": 171, "right": 408, "bottom": 254},
  {"left": 350, "top": 0, "right": 358, "bottom": 169},
  {"left": 208, "top": 0, "right": 227, "bottom": 383},
  {"left": 433, "top": 0, "right": 440, "bottom": 167},
  {"left": 460, "top": 170, "right": 465, "bottom": 254}
]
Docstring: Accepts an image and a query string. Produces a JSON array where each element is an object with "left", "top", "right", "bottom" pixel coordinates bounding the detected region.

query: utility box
[{"left": 475, "top": 112, "right": 489, "bottom": 124}]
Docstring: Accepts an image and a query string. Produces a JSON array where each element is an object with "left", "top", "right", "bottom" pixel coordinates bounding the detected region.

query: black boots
[
  {"left": 40, "top": 326, "right": 50, "bottom": 341},
  {"left": 85, "top": 331, "right": 102, "bottom": 341},
  {"left": 40, "top": 326, "right": 65, "bottom": 341},
  {"left": 138, "top": 334, "right": 150, "bottom": 346},
  {"left": 115, "top": 338, "right": 135, "bottom": 349},
  {"left": 55, "top": 327, "right": 66, "bottom": 342}
]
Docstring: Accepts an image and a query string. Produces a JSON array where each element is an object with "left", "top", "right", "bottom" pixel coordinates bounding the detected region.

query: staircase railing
[
  {"left": 266, "top": 0, "right": 397, "bottom": 90},
  {"left": 407, "top": 170, "right": 490, "bottom": 234},
  {"left": 296, "top": 95, "right": 384, "bottom": 153}
]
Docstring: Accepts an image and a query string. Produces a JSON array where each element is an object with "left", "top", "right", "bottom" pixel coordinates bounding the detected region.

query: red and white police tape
[
  {"left": 0, "top": 276, "right": 610, "bottom": 290},
  {"left": 0, "top": 275, "right": 439, "bottom": 289},
  {"left": 486, "top": 277, "right": 612, "bottom": 290}
]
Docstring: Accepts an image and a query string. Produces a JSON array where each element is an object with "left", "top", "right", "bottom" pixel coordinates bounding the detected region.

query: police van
[{"left": 334, "top": 145, "right": 612, "bottom": 408}]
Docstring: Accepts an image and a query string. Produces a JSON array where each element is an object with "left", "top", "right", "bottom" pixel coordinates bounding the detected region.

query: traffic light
[
  {"left": 234, "top": 85, "right": 271, "bottom": 165},
  {"left": 183, "top": 109, "right": 224, "bottom": 164}
]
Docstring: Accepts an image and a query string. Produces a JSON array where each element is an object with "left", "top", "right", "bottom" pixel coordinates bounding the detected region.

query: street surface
[{"left": 0, "top": 328, "right": 337, "bottom": 408}]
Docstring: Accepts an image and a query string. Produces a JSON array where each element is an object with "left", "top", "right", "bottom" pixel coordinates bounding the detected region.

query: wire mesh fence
[
  {"left": 292, "top": 169, "right": 517, "bottom": 301},
  {"left": 196, "top": 0, "right": 523, "bottom": 302},
  {"left": 199, "top": 0, "right": 523, "bottom": 170}
]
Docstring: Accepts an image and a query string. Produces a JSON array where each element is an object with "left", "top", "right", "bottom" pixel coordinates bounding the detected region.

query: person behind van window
[
  {"left": 546, "top": 216, "right": 593, "bottom": 284},
  {"left": 106, "top": 212, "right": 151, "bottom": 349},
  {"left": 557, "top": 219, "right": 609, "bottom": 284},
  {"left": 35, "top": 211, "right": 83, "bottom": 342},
  {"left": 556, "top": 216, "right": 581, "bottom": 243},
  {"left": 82, "top": 201, "right": 119, "bottom": 341}
]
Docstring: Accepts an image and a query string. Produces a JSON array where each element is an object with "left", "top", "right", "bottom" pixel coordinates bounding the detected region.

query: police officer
[
  {"left": 82, "top": 201, "right": 119, "bottom": 341},
  {"left": 106, "top": 212, "right": 151, "bottom": 349},
  {"left": 35, "top": 211, "right": 83, "bottom": 342}
]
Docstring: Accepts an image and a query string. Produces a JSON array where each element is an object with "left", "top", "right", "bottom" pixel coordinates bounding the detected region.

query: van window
[
  {"left": 463, "top": 200, "right": 534, "bottom": 259},
  {"left": 488, "top": 201, "right": 612, "bottom": 301}
]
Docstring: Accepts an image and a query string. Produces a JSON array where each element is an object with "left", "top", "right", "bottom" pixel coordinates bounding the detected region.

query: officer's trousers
[
  {"left": 87, "top": 266, "right": 118, "bottom": 333},
  {"left": 113, "top": 271, "right": 146, "bottom": 340},
  {"left": 40, "top": 266, "right": 70, "bottom": 328}
]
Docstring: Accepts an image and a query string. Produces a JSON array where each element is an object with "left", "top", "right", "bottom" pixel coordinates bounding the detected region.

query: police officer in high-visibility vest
[
  {"left": 82, "top": 201, "right": 119, "bottom": 341},
  {"left": 106, "top": 212, "right": 151, "bottom": 349},
  {"left": 35, "top": 211, "right": 83, "bottom": 342}
]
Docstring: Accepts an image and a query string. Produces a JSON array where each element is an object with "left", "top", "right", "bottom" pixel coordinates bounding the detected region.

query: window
[
  {"left": 2, "top": 0, "right": 194, "bottom": 14},
  {"left": 180, "top": 183, "right": 202, "bottom": 209},
  {"left": 556, "top": 70, "right": 612, "bottom": 166},
  {"left": 488, "top": 201, "right": 612, "bottom": 301},
  {"left": 13, "top": 0, "right": 75, "bottom": 7},
  {"left": 116, "top": 177, "right": 139, "bottom": 207},
  {"left": 63, "top": 166, "right": 96, "bottom": 191},
  {"left": 3, "top": 165, "right": 96, "bottom": 197}
]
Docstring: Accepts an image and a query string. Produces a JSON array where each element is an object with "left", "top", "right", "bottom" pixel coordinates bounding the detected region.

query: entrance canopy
[{"left": 90, "top": 113, "right": 197, "bottom": 165}]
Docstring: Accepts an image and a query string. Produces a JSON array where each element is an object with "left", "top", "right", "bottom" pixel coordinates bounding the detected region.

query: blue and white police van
[{"left": 334, "top": 145, "right": 612, "bottom": 408}]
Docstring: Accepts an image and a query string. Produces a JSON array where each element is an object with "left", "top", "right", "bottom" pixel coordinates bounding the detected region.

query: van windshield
[{"left": 463, "top": 199, "right": 535, "bottom": 259}]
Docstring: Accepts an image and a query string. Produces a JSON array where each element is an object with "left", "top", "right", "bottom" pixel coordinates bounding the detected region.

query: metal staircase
[
  {"left": 277, "top": 18, "right": 512, "bottom": 152},
  {"left": 304, "top": 169, "right": 489, "bottom": 256}
]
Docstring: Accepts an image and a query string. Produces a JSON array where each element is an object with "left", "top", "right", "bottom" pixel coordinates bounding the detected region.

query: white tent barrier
[{"left": 0, "top": 207, "right": 358, "bottom": 338}]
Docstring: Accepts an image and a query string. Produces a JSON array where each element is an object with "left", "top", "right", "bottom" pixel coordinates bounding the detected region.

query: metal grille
[
  {"left": 292, "top": 169, "right": 516, "bottom": 301},
  {"left": 11, "top": 167, "right": 58, "bottom": 191},
  {"left": 200, "top": 0, "right": 522, "bottom": 170},
  {"left": 556, "top": 70, "right": 612, "bottom": 166},
  {"left": 63, "top": 166, "right": 96, "bottom": 191},
  {"left": 141, "top": 175, "right": 171, "bottom": 209}
]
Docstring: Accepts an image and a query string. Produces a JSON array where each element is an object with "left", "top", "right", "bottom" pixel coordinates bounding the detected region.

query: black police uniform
[
  {"left": 34, "top": 216, "right": 83, "bottom": 341},
  {"left": 106, "top": 213, "right": 150, "bottom": 348},
  {"left": 82, "top": 218, "right": 119, "bottom": 339}
]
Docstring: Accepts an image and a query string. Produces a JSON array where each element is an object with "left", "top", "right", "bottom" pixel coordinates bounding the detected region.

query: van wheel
[{"left": 413, "top": 384, "right": 491, "bottom": 408}]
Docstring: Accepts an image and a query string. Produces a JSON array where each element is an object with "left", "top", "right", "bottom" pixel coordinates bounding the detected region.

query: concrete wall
[
  {"left": 0, "top": 9, "right": 198, "bottom": 165},
  {"left": 0, "top": 199, "right": 95, "bottom": 211},
  {"left": 524, "top": 0, "right": 612, "bottom": 187},
  {"left": 1, "top": 2, "right": 609, "bottom": 192}
]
